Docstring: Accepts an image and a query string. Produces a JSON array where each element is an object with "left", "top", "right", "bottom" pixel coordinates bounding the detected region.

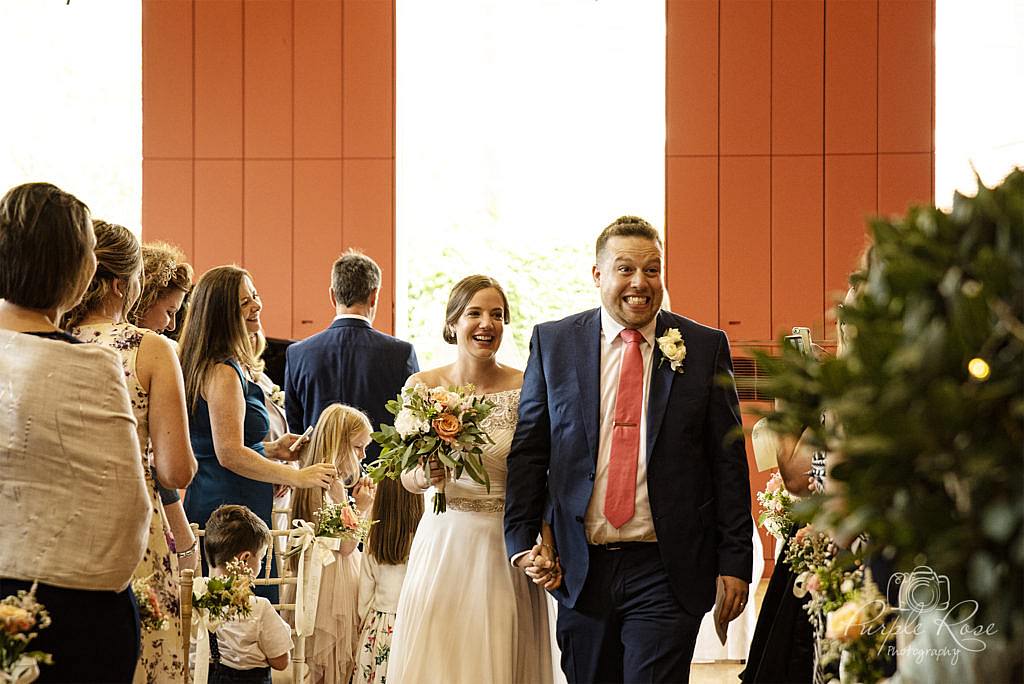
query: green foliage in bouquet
[{"left": 756, "top": 170, "right": 1024, "bottom": 660}]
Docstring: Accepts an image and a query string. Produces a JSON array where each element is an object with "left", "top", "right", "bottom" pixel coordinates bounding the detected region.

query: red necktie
[{"left": 604, "top": 328, "right": 643, "bottom": 529}]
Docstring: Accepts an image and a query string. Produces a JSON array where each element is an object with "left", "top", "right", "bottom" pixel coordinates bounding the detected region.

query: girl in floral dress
[
  {"left": 354, "top": 477, "right": 423, "bottom": 684},
  {"left": 65, "top": 221, "right": 197, "bottom": 682}
]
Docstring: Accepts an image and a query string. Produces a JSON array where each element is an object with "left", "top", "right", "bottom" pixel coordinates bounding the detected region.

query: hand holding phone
[{"left": 289, "top": 425, "right": 315, "bottom": 453}]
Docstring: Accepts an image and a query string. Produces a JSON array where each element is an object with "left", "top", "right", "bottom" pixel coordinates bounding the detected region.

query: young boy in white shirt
[{"left": 201, "top": 505, "right": 292, "bottom": 683}]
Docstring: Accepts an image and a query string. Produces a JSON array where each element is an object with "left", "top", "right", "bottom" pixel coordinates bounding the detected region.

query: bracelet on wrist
[{"left": 177, "top": 538, "right": 198, "bottom": 559}]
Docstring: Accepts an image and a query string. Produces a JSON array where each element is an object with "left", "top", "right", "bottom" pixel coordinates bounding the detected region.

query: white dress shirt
[
  {"left": 332, "top": 313, "right": 372, "bottom": 324},
  {"left": 583, "top": 308, "right": 659, "bottom": 544}
]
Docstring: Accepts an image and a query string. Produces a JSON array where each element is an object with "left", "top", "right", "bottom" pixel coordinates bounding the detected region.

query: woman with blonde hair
[
  {"left": 289, "top": 403, "right": 376, "bottom": 684},
  {"left": 65, "top": 220, "right": 198, "bottom": 683},
  {"left": 0, "top": 183, "right": 150, "bottom": 682},
  {"left": 179, "top": 265, "right": 336, "bottom": 600},
  {"left": 131, "top": 241, "right": 193, "bottom": 336}
]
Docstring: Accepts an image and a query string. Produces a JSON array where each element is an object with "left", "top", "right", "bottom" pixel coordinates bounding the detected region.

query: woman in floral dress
[{"left": 65, "top": 221, "right": 197, "bottom": 683}]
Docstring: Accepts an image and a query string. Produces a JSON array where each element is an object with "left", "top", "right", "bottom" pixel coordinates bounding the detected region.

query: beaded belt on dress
[{"left": 446, "top": 496, "right": 504, "bottom": 513}]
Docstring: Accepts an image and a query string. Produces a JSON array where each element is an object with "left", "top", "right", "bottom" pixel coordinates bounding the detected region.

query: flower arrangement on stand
[
  {"left": 370, "top": 383, "right": 496, "bottom": 513},
  {"left": 131, "top": 574, "right": 169, "bottom": 633},
  {"left": 0, "top": 584, "right": 52, "bottom": 684}
]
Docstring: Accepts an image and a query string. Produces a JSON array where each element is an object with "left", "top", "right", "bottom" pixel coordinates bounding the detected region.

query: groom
[{"left": 505, "top": 216, "right": 753, "bottom": 683}]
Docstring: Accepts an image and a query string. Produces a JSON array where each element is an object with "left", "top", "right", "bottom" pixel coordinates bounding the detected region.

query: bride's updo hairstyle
[
  {"left": 0, "top": 182, "right": 93, "bottom": 313},
  {"left": 62, "top": 221, "right": 142, "bottom": 329},
  {"left": 130, "top": 241, "right": 193, "bottom": 327},
  {"left": 442, "top": 274, "right": 511, "bottom": 344}
]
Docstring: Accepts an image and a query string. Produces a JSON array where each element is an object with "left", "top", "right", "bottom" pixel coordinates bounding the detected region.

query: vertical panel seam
[
  {"left": 191, "top": 0, "right": 196, "bottom": 263},
  {"left": 291, "top": 0, "right": 296, "bottom": 338},
  {"left": 344, "top": 0, "right": 348, "bottom": 254},
  {"left": 821, "top": 0, "right": 827, "bottom": 336},
  {"left": 717, "top": 0, "right": 721, "bottom": 331},
  {"left": 768, "top": 0, "right": 773, "bottom": 341},
  {"left": 241, "top": 0, "right": 246, "bottom": 269},
  {"left": 875, "top": 0, "right": 880, "bottom": 214}
]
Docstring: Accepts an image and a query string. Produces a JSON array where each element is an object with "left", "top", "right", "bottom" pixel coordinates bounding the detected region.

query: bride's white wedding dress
[{"left": 388, "top": 389, "right": 558, "bottom": 684}]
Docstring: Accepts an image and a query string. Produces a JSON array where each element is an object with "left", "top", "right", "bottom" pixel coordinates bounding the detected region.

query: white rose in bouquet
[{"left": 394, "top": 407, "right": 429, "bottom": 439}]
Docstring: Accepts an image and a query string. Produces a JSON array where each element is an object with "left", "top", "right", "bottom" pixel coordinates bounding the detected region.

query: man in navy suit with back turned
[
  {"left": 285, "top": 249, "right": 419, "bottom": 462},
  {"left": 504, "top": 216, "right": 753, "bottom": 683}
]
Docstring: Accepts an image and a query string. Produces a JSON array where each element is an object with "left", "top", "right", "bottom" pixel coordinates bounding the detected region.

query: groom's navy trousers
[{"left": 556, "top": 543, "right": 702, "bottom": 683}]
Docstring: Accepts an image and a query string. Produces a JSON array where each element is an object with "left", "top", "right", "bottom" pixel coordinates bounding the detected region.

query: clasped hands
[{"left": 515, "top": 543, "right": 563, "bottom": 591}]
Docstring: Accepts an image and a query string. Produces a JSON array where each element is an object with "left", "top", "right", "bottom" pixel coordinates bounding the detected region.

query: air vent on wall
[{"left": 733, "top": 356, "right": 773, "bottom": 403}]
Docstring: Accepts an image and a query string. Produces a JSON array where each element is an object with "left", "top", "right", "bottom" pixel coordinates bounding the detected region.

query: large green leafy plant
[{"left": 757, "top": 170, "right": 1023, "bottom": 666}]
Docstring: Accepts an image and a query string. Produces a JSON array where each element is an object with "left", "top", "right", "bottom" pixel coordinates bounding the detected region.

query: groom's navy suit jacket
[
  {"left": 284, "top": 317, "right": 419, "bottom": 461},
  {"left": 504, "top": 308, "right": 752, "bottom": 617}
]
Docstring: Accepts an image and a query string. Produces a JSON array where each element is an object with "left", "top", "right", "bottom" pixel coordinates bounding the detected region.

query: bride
[{"left": 388, "top": 275, "right": 558, "bottom": 684}]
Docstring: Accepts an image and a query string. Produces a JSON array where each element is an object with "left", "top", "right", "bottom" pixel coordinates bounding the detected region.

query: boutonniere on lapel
[{"left": 656, "top": 328, "right": 686, "bottom": 373}]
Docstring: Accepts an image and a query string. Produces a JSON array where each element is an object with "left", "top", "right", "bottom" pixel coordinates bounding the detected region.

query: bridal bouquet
[
  {"left": 756, "top": 472, "right": 797, "bottom": 539},
  {"left": 192, "top": 559, "right": 254, "bottom": 629},
  {"left": 0, "top": 583, "right": 52, "bottom": 684},
  {"left": 131, "top": 574, "right": 169, "bottom": 633},
  {"left": 370, "top": 383, "right": 496, "bottom": 514}
]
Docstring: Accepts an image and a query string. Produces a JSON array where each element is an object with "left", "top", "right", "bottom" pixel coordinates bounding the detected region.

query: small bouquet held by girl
[
  {"left": 369, "top": 383, "right": 496, "bottom": 514},
  {"left": 0, "top": 584, "right": 52, "bottom": 684},
  {"left": 311, "top": 500, "right": 375, "bottom": 543}
]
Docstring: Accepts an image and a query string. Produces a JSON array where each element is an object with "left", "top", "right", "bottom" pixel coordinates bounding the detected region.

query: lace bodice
[{"left": 444, "top": 389, "right": 520, "bottom": 499}]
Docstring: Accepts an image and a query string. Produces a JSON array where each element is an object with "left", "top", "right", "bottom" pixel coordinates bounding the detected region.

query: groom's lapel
[
  {"left": 574, "top": 310, "right": 602, "bottom": 463},
  {"left": 646, "top": 311, "right": 674, "bottom": 461}
]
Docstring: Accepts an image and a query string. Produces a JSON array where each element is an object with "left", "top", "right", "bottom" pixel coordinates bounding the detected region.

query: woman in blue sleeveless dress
[{"left": 178, "top": 266, "right": 337, "bottom": 600}]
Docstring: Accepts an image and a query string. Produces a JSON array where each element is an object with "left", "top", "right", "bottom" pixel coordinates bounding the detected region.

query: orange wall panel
[
  {"left": 772, "top": 0, "right": 824, "bottom": 155},
  {"left": 244, "top": 0, "right": 293, "bottom": 159},
  {"left": 243, "top": 161, "right": 293, "bottom": 338},
  {"left": 294, "top": 0, "right": 344, "bottom": 158},
  {"left": 665, "top": 156, "right": 719, "bottom": 326},
  {"left": 142, "top": 0, "right": 192, "bottom": 159},
  {"left": 824, "top": 154, "right": 875, "bottom": 336},
  {"left": 719, "top": 157, "right": 771, "bottom": 342},
  {"left": 878, "top": 153, "right": 932, "bottom": 218},
  {"left": 342, "top": 0, "right": 394, "bottom": 159},
  {"left": 193, "top": 160, "right": 243, "bottom": 275},
  {"left": 666, "top": 0, "right": 718, "bottom": 157},
  {"left": 825, "top": 0, "right": 877, "bottom": 154},
  {"left": 772, "top": 156, "right": 824, "bottom": 340},
  {"left": 342, "top": 159, "right": 394, "bottom": 334},
  {"left": 194, "top": 0, "right": 243, "bottom": 158},
  {"left": 879, "top": 0, "right": 933, "bottom": 153},
  {"left": 293, "top": 160, "right": 344, "bottom": 338},
  {"left": 720, "top": 0, "right": 771, "bottom": 156},
  {"left": 142, "top": 159, "right": 194, "bottom": 255}
]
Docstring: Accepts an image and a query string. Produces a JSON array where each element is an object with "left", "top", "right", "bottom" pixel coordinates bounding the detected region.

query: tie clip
[{"left": 613, "top": 421, "right": 638, "bottom": 428}]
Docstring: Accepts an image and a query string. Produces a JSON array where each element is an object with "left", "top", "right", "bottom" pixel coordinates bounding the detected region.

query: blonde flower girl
[
  {"left": 354, "top": 477, "right": 423, "bottom": 684},
  {"left": 290, "top": 404, "right": 376, "bottom": 684}
]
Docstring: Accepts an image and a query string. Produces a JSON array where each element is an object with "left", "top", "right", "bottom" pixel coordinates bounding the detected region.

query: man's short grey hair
[{"left": 331, "top": 249, "right": 381, "bottom": 306}]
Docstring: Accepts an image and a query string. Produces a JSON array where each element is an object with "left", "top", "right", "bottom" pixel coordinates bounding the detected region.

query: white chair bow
[{"left": 287, "top": 519, "right": 341, "bottom": 637}]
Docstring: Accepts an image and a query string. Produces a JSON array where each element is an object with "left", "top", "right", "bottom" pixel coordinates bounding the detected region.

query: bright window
[
  {"left": 935, "top": 0, "right": 1024, "bottom": 209},
  {"left": 395, "top": 0, "right": 665, "bottom": 368},
  {"left": 0, "top": 0, "right": 142, "bottom": 231}
]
